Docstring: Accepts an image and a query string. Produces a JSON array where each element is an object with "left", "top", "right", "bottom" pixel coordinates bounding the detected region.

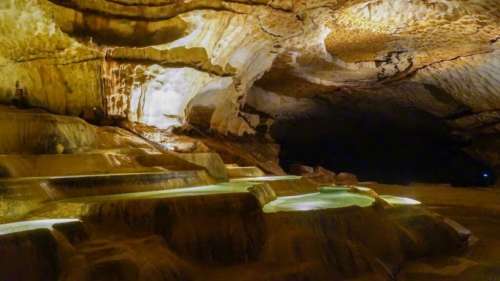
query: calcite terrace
[{"left": 1, "top": 1, "right": 500, "bottom": 280}]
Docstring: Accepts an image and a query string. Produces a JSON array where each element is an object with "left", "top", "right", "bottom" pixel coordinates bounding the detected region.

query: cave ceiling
[{"left": 0, "top": 0, "right": 499, "bottom": 167}]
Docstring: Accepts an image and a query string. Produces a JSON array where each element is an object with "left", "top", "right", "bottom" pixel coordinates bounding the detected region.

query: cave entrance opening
[{"left": 270, "top": 100, "right": 495, "bottom": 187}]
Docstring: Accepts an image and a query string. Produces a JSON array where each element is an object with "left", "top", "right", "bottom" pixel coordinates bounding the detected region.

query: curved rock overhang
[{"left": 0, "top": 0, "right": 499, "bottom": 184}]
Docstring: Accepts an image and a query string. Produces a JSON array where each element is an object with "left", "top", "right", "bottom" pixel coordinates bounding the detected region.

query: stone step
[
  {"left": 0, "top": 170, "right": 215, "bottom": 223},
  {"left": 230, "top": 175, "right": 319, "bottom": 196},
  {"left": 146, "top": 152, "right": 228, "bottom": 181},
  {"left": 0, "top": 218, "right": 86, "bottom": 281},
  {"left": 0, "top": 181, "right": 471, "bottom": 281},
  {"left": 1, "top": 170, "right": 215, "bottom": 200},
  {"left": 27, "top": 181, "right": 276, "bottom": 221},
  {"left": 6, "top": 185, "right": 469, "bottom": 281},
  {"left": 225, "top": 164, "right": 265, "bottom": 178},
  {"left": 0, "top": 150, "right": 227, "bottom": 178},
  {"left": 0, "top": 153, "right": 167, "bottom": 178}
]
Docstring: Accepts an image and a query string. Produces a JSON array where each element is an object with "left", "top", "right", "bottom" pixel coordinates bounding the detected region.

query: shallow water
[
  {"left": 0, "top": 218, "right": 80, "bottom": 234},
  {"left": 263, "top": 189, "right": 376, "bottom": 213}
]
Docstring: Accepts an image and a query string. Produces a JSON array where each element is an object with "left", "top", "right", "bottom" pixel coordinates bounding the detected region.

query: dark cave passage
[{"left": 271, "top": 101, "right": 496, "bottom": 187}]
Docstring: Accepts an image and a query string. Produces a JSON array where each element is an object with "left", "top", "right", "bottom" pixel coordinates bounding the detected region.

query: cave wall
[{"left": 0, "top": 0, "right": 499, "bottom": 181}]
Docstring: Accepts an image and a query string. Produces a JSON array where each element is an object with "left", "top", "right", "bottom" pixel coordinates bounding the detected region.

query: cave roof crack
[
  {"left": 103, "top": 47, "right": 236, "bottom": 77},
  {"left": 47, "top": 0, "right": 297, "bottom": 21},
  {"left": 1, "top": 54, "right": 104, "bottom": 67}
]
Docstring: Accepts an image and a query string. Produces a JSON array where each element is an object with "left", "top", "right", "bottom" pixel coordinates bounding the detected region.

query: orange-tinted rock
[
  {"left": 2, "top": 186, "right": 469, "bottom": 281},
  {"left": 289, "top": 164, "right": 315, "bottom": 175},
  {"left": 336, "top": 172, "right": 359, "bottom": 186}
]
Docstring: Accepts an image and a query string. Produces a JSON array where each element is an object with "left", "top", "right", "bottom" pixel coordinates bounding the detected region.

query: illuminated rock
[
  {"left": 225, "top": 164, "right": 266, "bottom": 179},
  {"left": 0, "top": 1, "right": 498, "bottom": 279},
  {"left": 2, "top": 0, "right": 495, "bottom": 131},
  {"left": 0, "top": 219, "right": 84, "bottom": 281},
  {"left": 1, "top": 0, "right": 498, "bottom": 176},
  {"left": 336, "top": 172, "right": 359, "bottom": 186},
  {"left": 0, "top": 182, "right": 470, "bottom": 281}
]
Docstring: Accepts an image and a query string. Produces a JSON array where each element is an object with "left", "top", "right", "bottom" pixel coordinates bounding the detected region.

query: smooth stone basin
[
  {"left": 320, "top": 186, "right": 421, "bottom": 206},
  {"left": 230, "top": 175, "right": 302, "bottom": 182},
  {"left": 58, "top": 182, "right": 258, "bottom": 203},
  {"left": 380, "top": 195, "right": 421, "bottom": 206},
  {"left": 263, "top": 189, "right": 376, "bottom": 213},
  {"left": 318, "top": 186, "right": 352, "bottom": 193}
]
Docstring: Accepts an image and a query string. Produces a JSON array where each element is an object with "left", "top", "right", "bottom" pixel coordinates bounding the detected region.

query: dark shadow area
[{"left": 271, "top": 100, "right": 495, "bottom": 186}]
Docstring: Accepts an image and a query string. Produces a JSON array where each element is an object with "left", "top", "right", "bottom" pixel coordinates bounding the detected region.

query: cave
[
  {"left": 271, "top": 99, "right": 496, "bottom": 186},
  {"left": 1, "top": 1, "right": 500, "bottom": 281}
]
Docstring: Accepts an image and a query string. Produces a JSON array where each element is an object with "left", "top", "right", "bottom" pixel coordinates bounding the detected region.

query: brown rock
[
  {"left": 314, "top": 166, "right": 336, "bottom": 177},
  {"left": 289, "top": 164, "right": 337, "bottom": 185},
  {"left": 309, "top": 166, "right": 337, "bottom": 184},
  {"left": 336, "top": 172, "right": 359, "bottom": 186},
  {"left": 289, "top": 164, "right": 314, "bottom": 175}
]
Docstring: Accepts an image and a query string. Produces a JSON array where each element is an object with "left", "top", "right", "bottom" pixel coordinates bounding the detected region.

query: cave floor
[
  {"left": 1, "top": 168, "right": 498, "bottom": 281},
  {"left": 368, "top": 183, "right": 500, "bottom": 281}
]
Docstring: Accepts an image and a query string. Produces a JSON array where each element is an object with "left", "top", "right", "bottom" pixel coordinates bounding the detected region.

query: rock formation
[
  {"left": 1, "top": 0, "right": 498, "bottom": 179},
  {"left": 0, "top": 1, "right": 499, "bottom": 280}
]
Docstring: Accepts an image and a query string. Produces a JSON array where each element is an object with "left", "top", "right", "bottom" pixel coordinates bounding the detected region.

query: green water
[
  {"left": 0, "top": 218, "right": 80, "bottom": 235},
  {"left": 60, "top": 181, "right": 257, "bottom": 203},
  {"left": 263, "top": 188, "right": 376, "bottom": 213},
  {"left": 379, "top": 195, "right": 421, "bottom": 206},
  {"left": 230, "top": 175, "right": 302, "bottom": 182}
]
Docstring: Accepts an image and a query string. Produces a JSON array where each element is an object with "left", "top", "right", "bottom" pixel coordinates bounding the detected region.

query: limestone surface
[{"left": 1, "top": 0, "right": 498, "bottom": 177}]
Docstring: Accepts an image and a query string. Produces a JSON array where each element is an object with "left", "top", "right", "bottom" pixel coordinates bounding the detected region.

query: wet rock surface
[
  {"left": 0, "top": 1, "right": 499, "bottom": 280},
  {"left": 369, "top": 183, "right": 500, "bottom": 281},
  {"left": 0, "top": 181, "right": 471, "bottom": 281},
  {"left": 0, "top": 107, "right": 482, "bottom": 280}
]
